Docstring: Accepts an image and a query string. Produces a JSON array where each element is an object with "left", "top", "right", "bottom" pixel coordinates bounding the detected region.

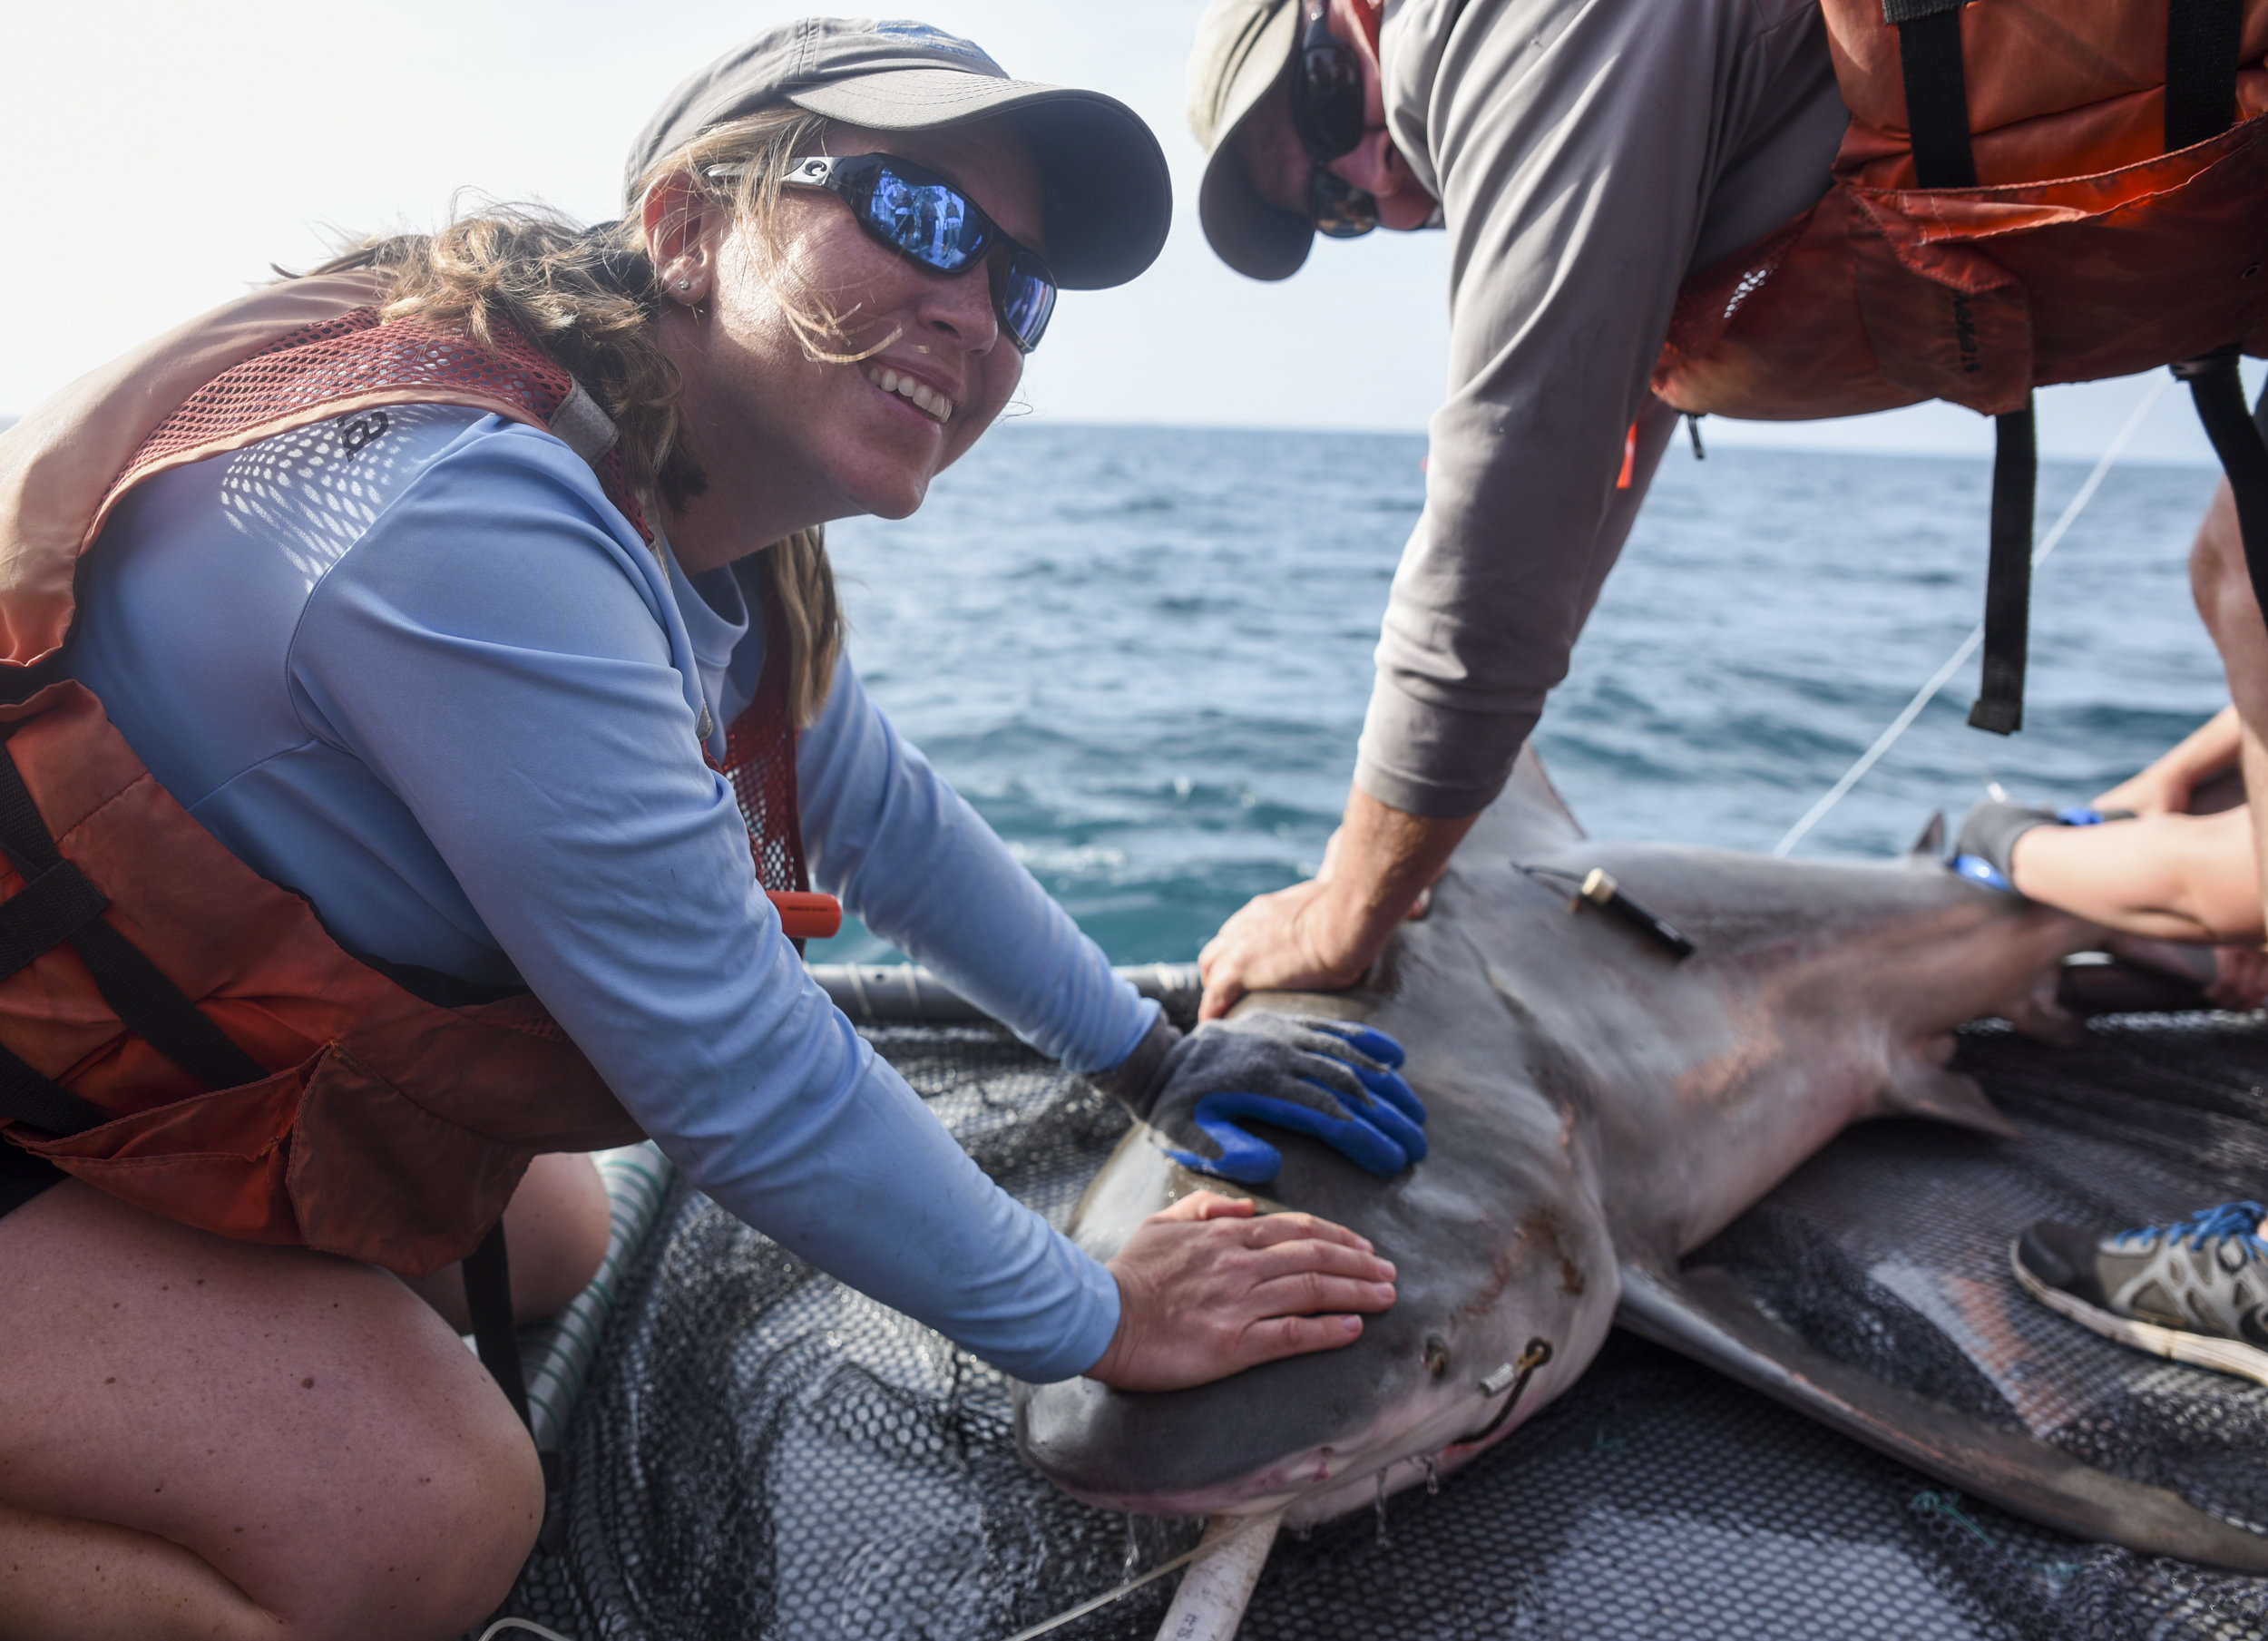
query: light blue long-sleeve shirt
[{"left": 65, "top": 402, "right": 1155, "bottom": 1382}]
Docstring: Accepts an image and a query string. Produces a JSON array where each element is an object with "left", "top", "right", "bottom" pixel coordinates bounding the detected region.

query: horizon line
[{"left": 0, "top": 409, "right": 2224, "bottom": 472}]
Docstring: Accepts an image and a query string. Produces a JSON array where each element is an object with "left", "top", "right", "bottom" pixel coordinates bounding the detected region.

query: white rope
[
  {"left": 1771, "top": 375, "right": 2171, "bottom": 858},
  {"left": 997, "top": 1416, "right": 1497, "bottom": 1640},
  {"left": 477, "top": 1621, "right": 579, "bottom": 1641},
  {"left": 997, "top": 1538, "right": 1218, "bottom": 1641}
]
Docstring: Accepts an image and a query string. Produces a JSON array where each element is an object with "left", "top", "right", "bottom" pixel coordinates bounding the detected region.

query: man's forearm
[
  {"left": 2159, "top": 706, "right": 2244, "bottom": 787},
  {"left": 1323, "top": 786, "right": 1480, "bottom": 952},
  {"left": 1196, "top": 786, "right": 1481, "bottom": 1018}
]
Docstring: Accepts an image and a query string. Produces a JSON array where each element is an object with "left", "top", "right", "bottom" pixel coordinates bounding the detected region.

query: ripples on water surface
[{"left": 812, "top": 425, "right": 2225, "bottom": 965}]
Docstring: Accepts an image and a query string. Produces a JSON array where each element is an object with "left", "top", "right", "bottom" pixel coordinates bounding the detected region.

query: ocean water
[{"left": 808, "top": 423, "right": 2230, "bottom": 967}]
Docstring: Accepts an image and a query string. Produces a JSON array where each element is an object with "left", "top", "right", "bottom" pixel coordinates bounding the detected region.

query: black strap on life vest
[
  {"left": 0, "top": 732, "right": 539, "bottom": 1449},
  {"left": 1883, "top": 0, "right": 1975, "bottom": 190},
  {"left": 463, "top": 1219, "right": 533, "bottom": 1428},
  {"left": 0, "top": 733, "right": 268, "bottom": 1125},
  {"left": 1888, "top": 0, "right": 2248, "bottom": 736},
  {"left": 2165, "top": 0, "right": 2244, "bottom": 150},
  {"left": 1968, "top": 400, "right": 2037, "bottom": 734},
  {"left": 1892, "top": 0, "right": 2242, "bottom": 181},
  {"left": 2166, "top": 0, "right": 2266, "bottom": 640}
]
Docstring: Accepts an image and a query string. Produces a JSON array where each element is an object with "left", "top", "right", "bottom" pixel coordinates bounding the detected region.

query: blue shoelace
[{"left": 2114, "top": 1199, "right": 2268, "bottom": 1255}]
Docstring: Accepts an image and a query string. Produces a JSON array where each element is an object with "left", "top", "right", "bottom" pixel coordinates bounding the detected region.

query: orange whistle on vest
[{"left": 767, "top": 891, "right": 842, "bottom": 941}]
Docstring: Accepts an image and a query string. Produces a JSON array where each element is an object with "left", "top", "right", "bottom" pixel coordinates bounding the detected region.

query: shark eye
[{"left": 1423, "top": 1337, "right": 1451, "bottom": 1379}]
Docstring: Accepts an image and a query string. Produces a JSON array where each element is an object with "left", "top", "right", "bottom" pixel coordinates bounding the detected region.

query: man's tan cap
[
  {"left": 626, "top": 18, "right": 1171, "bottom": 290},
  {"left": 1188, "top": 0, "right": 1310, "bottom": 281}
]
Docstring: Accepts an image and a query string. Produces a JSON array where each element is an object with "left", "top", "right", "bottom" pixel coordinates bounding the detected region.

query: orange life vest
[
  {"left": 0, "top": 275, "right": 826, "bottom": 1278},
  {"left": 1655, "top": 0, "right": 2268, "bottom": 420},
  {"left": 1652, "top": 0, "right": 2268, "bottom": 732}
]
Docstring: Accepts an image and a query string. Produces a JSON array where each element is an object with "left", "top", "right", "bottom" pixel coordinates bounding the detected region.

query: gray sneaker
[{"left": 2012, "top": 1200, "right": 2268, "bottom": 1385}]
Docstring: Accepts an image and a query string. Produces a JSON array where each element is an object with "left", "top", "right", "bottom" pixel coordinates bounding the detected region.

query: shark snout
[{"left": 1016, "top": 1294, "right": 1590, "bottom": 1523}]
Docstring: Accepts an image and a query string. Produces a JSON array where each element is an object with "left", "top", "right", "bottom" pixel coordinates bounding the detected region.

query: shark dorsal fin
[
  {"left": 1489, "top": 745, "right": 1586, "bottom": 853},
  {"left": 1908, "top": 811, "right": 1947, "bottom": 859}
]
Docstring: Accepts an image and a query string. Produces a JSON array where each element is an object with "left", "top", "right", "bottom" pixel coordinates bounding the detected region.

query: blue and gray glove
[
  {"left": 1951, "top": 799, "right": 2133, "bottom": 894},
  {"left": 1090, "top": 1013, "right": 1427, "bottom": 1186}
]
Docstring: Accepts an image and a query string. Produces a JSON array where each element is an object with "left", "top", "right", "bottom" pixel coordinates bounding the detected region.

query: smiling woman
[{"left": 0, "top": 19, "right": 1413, "bottom": 1641}]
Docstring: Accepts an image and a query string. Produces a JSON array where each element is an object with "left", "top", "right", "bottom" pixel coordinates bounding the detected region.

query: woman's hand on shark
[
  {"left": 1144, "top": 1015, "right": 1427, "bottom": 1183},
  {"left": 1084, "top": 1192, "right": 1399, "bottom": 1392},
  {"left": 1090, "top": 1015, "right": 1427, "bottom": 1185}
]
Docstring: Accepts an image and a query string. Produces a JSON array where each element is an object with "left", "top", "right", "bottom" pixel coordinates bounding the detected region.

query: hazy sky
[{"left": 5, "top": 0, "right": 2248, "bottom": 464}]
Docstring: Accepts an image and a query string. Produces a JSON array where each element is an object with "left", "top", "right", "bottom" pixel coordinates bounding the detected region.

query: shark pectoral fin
[
  {"left": 1997, "top": 965, "right": 2091, "bottom": 1048},
  {"left": 1881, "top": 1053, "right": 2020, "bottom": 1140},
  {"left": 1614, "top": 1263, "right": 2268, "bottom": 1573}
]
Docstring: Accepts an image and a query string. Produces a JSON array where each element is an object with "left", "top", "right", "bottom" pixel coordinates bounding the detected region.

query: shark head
[
  {"left": 1013, "top": 1056, "right": 1621, "bottom": 1523},
  {"left": 1014, "top": 754, "right": 1626, "bottom": 1522}
]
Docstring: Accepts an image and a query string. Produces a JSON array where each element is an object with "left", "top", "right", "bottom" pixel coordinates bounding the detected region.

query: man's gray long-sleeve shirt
[{"left": 1355, "top": 0, "right": 1851, "bottom": 816}]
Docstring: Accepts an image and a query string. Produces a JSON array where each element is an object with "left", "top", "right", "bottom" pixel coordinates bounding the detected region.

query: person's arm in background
[
  {"left": 2004, "top": 807, "right": 2261, "bottom": 943},
  {"left": 2094, "top": 706, "right": 2241, "bottom": 816},
  {"left": 1200, "top": 0, "right": 1843, "bottom": 1018}
]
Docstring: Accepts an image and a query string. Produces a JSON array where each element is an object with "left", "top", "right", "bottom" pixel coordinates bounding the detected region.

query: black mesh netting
[{"left": 496, "top": 1015, "right": 2268, "bottom": 1640}]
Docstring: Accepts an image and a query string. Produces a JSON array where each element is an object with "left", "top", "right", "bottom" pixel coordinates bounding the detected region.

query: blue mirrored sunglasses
[{"left": 709, "top": 152, "right": 1057, "bottom": 353}]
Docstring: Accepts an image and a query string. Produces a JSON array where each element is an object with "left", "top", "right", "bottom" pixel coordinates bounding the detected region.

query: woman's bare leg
[
  {"left": 402, "top": 1151, "right": 611, "bottom": 1331},
  {"left": 0, "top": 1179, "right": 541, "bottom": 1641},
  {"left": 0, "top": 1504, "right": 279, "bottom": 1641}
]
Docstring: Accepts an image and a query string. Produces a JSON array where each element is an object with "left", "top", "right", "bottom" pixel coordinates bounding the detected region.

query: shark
[{"left": 1012, "top": 748, "right": 2268, "bottom": 1575}]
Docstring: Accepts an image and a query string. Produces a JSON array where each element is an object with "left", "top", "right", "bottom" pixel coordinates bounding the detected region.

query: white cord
[
  {"left": 1771, "top": 375, "right": 2170, "bottom": 858},
  {"left": 477, "top": 1621, "right": 578, "bottom": 1641},
  {"left": 997, "top": 1539, "right": 1217, "bottom": 1641}
]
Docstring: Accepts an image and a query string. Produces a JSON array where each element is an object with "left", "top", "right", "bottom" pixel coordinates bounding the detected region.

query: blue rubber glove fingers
[
  {"left": 1140, "top": 1013, "right": 1426, "bottom": 1184},
  {"left": 1330, "top": 1073, "right": 1428, "bottom": 1161},
  {"left": 1312, "top": 1021, "right": 1406, "bottom": 1069},
  {"left": 1166, "top": 1091, "right": 1411, "bottom": 1183},
  {"left": 1347, "top": 1059, "right": 1427, "bottom": 1131},
  {"left": 1293, "top": 1019, "right": 1427, "bottom": 1133}
]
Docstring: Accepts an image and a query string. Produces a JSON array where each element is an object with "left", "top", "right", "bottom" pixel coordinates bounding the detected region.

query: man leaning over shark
[{"left": 1176, "top": 0, "right": 2268, "bottom": 1409}]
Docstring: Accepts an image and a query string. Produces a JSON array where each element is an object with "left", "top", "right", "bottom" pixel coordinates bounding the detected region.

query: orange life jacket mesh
[
  {"left": 722, "top": 601, "right": 811, "bottom": 897},
  {"left": 121, "top": 304, "right": 807, "bottom": 892},
  {"left": 118, "top": 306, "right": 652, "bottom": 542}
]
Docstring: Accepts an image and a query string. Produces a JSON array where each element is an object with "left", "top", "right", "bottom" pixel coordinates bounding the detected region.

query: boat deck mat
[{"left": 494, "top": 1015, "right": 2268, "bottom": 1640}]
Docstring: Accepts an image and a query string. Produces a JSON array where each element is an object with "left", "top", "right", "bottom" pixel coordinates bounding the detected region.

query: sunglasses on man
[
  {"left": 708, "top": 151, "right": 1059, "bottom": 352},
  {"left": 1290, "top": 2, "right": 1380, "bottom": 239}
]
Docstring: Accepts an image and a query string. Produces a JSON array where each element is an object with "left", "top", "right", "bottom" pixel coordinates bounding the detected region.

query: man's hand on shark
[
  {"left": 1198, "top": 792, "right": 1475, "bottom": 1020},
  {"left": 1085, "top": 1192, "right": 1399, "bottom": 1392},
  {"left": 1093, "top": 1014, "right": 1427, "bottom": 1184}
]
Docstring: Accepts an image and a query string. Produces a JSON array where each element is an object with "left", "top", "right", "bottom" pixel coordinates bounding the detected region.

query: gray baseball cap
[
  {"left": 625, "top": 18, "right": 1171, "bottom": 291},
  {"left": 1188, "top": 0, "right": 1309, "bottom": 281}
]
